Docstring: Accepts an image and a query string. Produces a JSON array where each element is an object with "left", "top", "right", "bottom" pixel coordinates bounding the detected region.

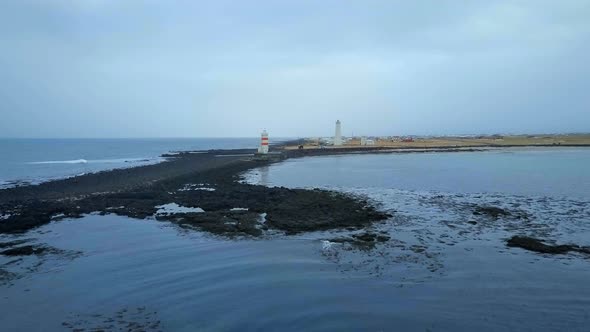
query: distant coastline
[{"left": 283, "top": 133, "right": 590, "bottom": 151}]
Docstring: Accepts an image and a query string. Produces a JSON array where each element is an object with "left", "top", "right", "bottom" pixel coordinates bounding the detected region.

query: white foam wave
[
  {"left": 90, "top": 158, "right": 157, "bottom": 164},
  {"left": 28, "top": 159, "right": 88, "bottom": 165},
  {"left": 27, "top": 157, "right": 160, "bottom": 165},
  {"left": 155, "top": 203, "right": 205, "bottom": 215}
]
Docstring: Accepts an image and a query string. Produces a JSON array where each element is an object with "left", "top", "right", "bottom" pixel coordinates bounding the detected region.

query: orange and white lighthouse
[{"left": 258, "top": 130, "right": 269, "bottom": 154}]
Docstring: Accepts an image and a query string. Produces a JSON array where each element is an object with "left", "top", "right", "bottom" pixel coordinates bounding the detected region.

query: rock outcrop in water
[
  {"left": 507, "top": 236, "right": 590, "bottom": 256},
  {"left": 0, "top": 245, "right": 49, "bottom": 256},
  {"left": 326, "top": 232, "right": 392, "bottom": 250},
  {"left": 473, "top": 206, "right": 511, "bottom": 218}
]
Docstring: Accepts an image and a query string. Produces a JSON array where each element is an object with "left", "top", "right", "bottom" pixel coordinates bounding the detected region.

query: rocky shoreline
[{"left": 0, "top": 145, "right": 394, "bottom": 237}]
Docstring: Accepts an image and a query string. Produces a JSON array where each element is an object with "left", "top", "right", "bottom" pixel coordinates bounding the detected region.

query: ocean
[
  {"left": 1, "top": 147, "right": 590, "bottom": 331},
  {"left": 0, "top": 138, "right": 264, "bottom": 188}
]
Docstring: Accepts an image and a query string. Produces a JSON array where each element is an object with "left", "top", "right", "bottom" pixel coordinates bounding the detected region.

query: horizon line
[{"left": 1, "top": 132, "right": 589, "bottom": 140}]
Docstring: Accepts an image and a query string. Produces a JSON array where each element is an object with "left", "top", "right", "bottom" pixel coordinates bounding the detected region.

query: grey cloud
[{"left": 0, "top": 0, "right": 588, "bottom": 138}]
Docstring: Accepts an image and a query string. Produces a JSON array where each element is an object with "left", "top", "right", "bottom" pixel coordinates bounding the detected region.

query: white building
[
  {"left": 334, "top": 120, "right": 342, "bottom": 146},
  {"left": 361, "top": 136, "right": 375, "bottom": 146}
]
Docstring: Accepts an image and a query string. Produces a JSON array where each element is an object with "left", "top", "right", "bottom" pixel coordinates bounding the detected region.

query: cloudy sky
[{"left": 1, "top": 0, "right": 589, "bottom": 138}]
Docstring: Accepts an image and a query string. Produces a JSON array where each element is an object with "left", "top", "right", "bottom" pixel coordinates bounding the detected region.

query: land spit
[
  {"left": 0, "top": 146, "right": 395, "bottom": 237},
  {"left": 287, "top": 133, "right": 590, "bottom": 150}
]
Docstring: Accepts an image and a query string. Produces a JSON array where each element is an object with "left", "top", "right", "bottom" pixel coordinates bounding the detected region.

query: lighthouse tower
[
  {"left": 258, "top": 130, "right": 269, "bottom": 154},
  {"left": 334, "top": 120, "right": 342, "bottom": 146}
]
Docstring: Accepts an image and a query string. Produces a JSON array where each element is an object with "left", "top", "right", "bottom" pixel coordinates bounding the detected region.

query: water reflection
[{"left": 258, "top": 165, "right": 270, "bottom": 186}]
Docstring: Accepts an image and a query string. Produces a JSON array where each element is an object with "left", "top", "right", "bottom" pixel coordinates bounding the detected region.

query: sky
[{"left": 1, "top": 0, "right": 589, "bottom": 138}]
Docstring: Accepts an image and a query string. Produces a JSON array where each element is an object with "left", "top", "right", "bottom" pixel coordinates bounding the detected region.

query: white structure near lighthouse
[
  {"left": 258, "top": 130, "right": 269, "bottom": 154},
  {"left": 334, "top": 120, "right": 342, "bottom": 146}
]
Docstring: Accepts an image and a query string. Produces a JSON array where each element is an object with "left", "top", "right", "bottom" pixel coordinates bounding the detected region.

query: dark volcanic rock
[
  {"left": 507, "top": 236, "right": 590, "bottom": 256},
  {"left": 158, "top": 210, "right": 264, "bottom": 237},
  {"left": 327, "top": 232, "right": 391, "bottom": 250},
  {"left": 0, "top": 200, "right": 83, "bottom": 234},
  {"left": 262, "top": 190, "right": 389, "bottom": 234},
  {"left": 352, "top": 232, "right": 390, "bottom": 243},
  {"left": 473, "top": 206, "right": 511, "bottom": 218},
  {"left": 1, "top": 245, "right": 48, "bottom": 256},
  {"left": 0, "top": 239, "right": 30, "bottom": 249}
]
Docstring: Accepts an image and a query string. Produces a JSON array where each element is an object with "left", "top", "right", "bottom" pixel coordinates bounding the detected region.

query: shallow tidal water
[{"left": 2, "top": 147, "right": 590, "bottom": 331}]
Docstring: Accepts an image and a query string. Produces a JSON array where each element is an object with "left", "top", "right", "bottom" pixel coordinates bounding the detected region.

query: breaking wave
[
  {"left": 26, "top": 158, "right": 158, "bottom": 165},
  {"left": 28, "top": 159, "right": 88, "bottom": 165}
]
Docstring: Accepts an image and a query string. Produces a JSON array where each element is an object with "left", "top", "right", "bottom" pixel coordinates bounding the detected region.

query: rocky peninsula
[{"left": 0, "top": 145, "right": 393, "bottom": 237}]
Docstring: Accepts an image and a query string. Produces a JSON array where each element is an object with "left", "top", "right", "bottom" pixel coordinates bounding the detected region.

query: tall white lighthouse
[
  {"left": 334, "top": 120, "right": 342, "bottom": 146},
  {"left": 258, "top": 130, "right": 269, "bottom": 154}
]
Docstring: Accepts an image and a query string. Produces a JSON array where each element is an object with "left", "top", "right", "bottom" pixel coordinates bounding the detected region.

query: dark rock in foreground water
[
  {"left": 1, "top": 245, "right": 48, "bottom": 256},
  {"left": 507, "top": 236, "right": 590, "bottom": 256},
  {"left": 473, "top": 206, "right": 511, "bottom": 218},
  {"left": 326, "top": 232, "right": 391, "bottom": 250}
]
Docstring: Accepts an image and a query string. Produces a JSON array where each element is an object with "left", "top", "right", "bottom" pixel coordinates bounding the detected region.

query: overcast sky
[{"left": 1, "top": 0, "right": 589, "bottom": 138}]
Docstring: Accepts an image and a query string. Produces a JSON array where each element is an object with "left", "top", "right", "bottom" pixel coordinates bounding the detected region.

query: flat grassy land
[{"left": 285, "top": 134, "right": 590, "bottom": 150}]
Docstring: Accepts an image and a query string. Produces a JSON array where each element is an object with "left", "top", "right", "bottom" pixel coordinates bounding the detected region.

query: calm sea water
[
  {"left": 1, "top": 148, "right": 590, "bottom": 331},
  {"left": 0, "top": 138, "right": 265, "bottom": 188},
  {"left": 246, "top": 147, "right": 590, "bottom": 199}
]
